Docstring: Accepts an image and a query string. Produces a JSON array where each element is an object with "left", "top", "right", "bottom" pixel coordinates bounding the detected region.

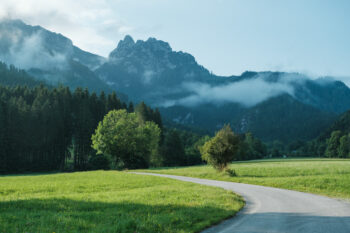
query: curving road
[{"left": 132, "top": 172, "right": 350, "bottom": 233}]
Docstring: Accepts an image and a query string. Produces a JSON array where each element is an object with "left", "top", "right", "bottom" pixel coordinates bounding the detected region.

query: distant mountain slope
[
  {"left": 96, "top": 36, "right": 350, "bottom": 115},
  {"left": 95, "top": 35, "right": 349, "bottom": 142},
  {"left": 96, "top": 35, "right": 219, "bottom": 103},
  {"left": 233, "top": 94, "right": 337, "bottom": 142},
  {"left": 159, "top": 95, "right": 336, "bottom": 142},
  {"left": 0, "top": 19, "right": 110, "bottom": 93}
]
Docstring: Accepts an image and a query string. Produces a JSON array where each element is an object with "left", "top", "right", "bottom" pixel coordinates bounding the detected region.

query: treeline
[
  {"left": 320, "top": 110, "right": 350, "bottom": 158},
  {"left": 0, "top": 84, "right": 147, "bottom": 173},
  {"left": 0, "top": 62, "right": 269, "bottom": 172},
  {"left": 270, "top": 110, "right": 350, "bottom": 158},
  {"left": 264, "top": 135, "right": 350, "bottom": 159},
  {"left": 158, "top": 129, "right": 267, "bottom": 168},
  {"left": 0, "top": 80, "right": 268, "bottom": 173},
  {"left": 0, "top": 62, "right": 45, "bottom": 87},
  {"left": 0, "top": 81, "right": 212, "bottom": 172},
  {"left": 324, "top": 131, "right": 350, "bottom": 158}
]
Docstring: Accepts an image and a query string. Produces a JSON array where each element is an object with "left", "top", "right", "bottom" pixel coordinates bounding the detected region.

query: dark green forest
[
  {"left": 0, "top": 83, "right": 128, "bottom": 173},
  {"left": 0, "top": 62, "right": 45, "bottom": 88},
  {"left": 0, "top": 62, "right": 349, "bottom": 174}
]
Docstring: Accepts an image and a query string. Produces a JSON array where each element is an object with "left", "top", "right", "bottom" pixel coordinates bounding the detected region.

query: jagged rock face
[{"left": 96, "top": 35, "right": 212, "bottom": 102}]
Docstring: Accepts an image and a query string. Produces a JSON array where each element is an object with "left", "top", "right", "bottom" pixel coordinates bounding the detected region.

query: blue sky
[{"left": 1, "top": 0, "right": 350, "bottom": 80}]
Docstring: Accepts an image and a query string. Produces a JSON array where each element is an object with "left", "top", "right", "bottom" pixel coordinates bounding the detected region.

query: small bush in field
[{"left": 200, "top": 125, "right": 240, "bottom": 171}]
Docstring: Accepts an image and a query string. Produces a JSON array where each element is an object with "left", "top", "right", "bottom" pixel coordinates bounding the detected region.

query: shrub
[{"left": 200, "top": 125, "right": 240, "bottom": 171}]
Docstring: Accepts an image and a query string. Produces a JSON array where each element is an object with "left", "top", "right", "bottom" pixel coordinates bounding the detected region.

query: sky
[{"left": 0, "top": 0, "right": 350, "bottom": 81}]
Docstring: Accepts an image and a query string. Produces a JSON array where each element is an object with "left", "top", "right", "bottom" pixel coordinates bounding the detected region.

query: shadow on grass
[{"left": 0, "top": 198, "right": 237, "bottom": 233}]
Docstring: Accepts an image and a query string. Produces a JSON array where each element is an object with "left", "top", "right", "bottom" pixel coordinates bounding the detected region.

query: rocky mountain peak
[
  {"left": 123, "top": 35, "right": 135, "bottom": 44},
  {"left": 109, "top": 35, "right": 135, "bottom": 58},
  {"left": 109, "top": 35, "right": 174, "bottom": 60},
  {"left": 118, "top": 35, "right": 135, "bottom": 49},
  {"left": 144, "top": 37, "right": 172, "bottom": 53}
]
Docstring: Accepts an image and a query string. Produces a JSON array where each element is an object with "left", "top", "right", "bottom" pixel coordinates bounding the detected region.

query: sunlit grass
[
  {"left": 0, "top": 171, "right": 244, "bottom": 233},
  {"left": 138, "top": 158, "right": 350, "bottom": 199}
]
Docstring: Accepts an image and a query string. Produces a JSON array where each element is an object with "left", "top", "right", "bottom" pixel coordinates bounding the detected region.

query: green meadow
[
  {"left": 0, "top": 171, "right": 243, "bottom": 233},
  {"left": 140, "top": 158, "right": 350, "bottom": 199}
]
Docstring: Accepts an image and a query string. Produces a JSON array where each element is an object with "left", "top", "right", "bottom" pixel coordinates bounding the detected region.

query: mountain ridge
[
  {"left": 0, "top": 19, "right": 109, "bottom": 93},
  {"left": 97, "top": 35, "right": 350, "bottom": 142},
  {"left": 1, "top": 21, "right": 349, "bottom": 142},
  {"left": 99, "top": 35, "right": 350, "bottom": 113}
]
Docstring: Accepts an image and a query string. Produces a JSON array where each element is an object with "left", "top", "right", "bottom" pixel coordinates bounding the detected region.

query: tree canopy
[
  {"left": 91, "top": 109, "right": 160, "bottom": 169},
  {"left": 200, "top": 125, "right": 240, "bottom": 171}
]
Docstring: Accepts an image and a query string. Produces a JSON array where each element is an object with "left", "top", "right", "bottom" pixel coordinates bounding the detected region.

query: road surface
[{"left": 132, "top": 172, "right": 350, "bottom": 233}]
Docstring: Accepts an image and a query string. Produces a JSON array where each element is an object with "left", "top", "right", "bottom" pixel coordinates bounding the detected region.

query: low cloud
[
  {"left": 161, "top": 75, "right": 298, "bottom": 107},
  {"left": 0, "top": 30, "right": 68, "bottom": 70},
  {"left": 0, "top": 0, "right": 135, "bottom": 57}
]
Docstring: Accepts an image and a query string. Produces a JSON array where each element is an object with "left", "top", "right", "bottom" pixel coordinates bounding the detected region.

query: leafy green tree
[
  {"left": 200, "top": 125, "right": 240, "bottom": 171},
  {"left": 325, "top": 130, "right": 341, "bottom": 157},
  {"left": 338, "top": 134, "right": 350, "bottom": 158},
  {"left": 91, "top": 109, "right": 160, "bottom": 169}
]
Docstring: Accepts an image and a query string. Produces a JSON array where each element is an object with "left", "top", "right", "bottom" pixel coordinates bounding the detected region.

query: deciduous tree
[
  {"left": 200, "top": 125, "right": 240, "bottom": 171},
  {"left": 91, "top": 109, "right": 160, "bottom": 169}
]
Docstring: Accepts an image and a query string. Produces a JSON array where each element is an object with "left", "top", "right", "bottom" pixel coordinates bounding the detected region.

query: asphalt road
[{"left": 132, "top": 172, "right": 350, "bottom": 233}]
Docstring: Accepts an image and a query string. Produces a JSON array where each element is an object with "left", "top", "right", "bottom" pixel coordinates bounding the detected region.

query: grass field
[
  {"left": 0, "top": 171, "right": 244, "bottom": 233},
  {"left": 138, "top": 158, "right": 350, "bottom": 199}
]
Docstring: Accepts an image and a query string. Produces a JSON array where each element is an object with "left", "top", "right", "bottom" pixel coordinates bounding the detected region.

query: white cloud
[
  {"left": 0, "top": 31, "right": 68, "bottom": 70},
  {"left": 161, "top": 75, "right": 297, "bottom": 107},
  {"left": 0, "top": 0, "right": 133, "bottom": 56}
]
